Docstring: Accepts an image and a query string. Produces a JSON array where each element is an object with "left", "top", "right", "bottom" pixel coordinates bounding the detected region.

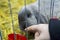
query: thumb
[
  {"left": 35, "top": 32, "right": 40, "bottom": 38},
  {"left": 25, "top": 25, "right": 39, "bottom": 32}
]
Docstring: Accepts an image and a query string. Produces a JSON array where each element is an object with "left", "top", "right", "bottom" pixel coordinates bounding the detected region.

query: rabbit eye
[{"left": 27, "top": 13, "right": 31, "bottom": 18}]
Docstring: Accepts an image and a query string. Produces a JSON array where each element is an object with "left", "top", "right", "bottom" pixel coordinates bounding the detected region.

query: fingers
[
  {"left": 25, "top": 24, "right": 48, "bottom": 32},
  {"left": 25, "top": 25, "right": 38, "bottom": 32}
]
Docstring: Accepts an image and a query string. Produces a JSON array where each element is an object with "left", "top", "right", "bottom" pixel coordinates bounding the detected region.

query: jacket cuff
[{"left": 49, "top": 19, "right": 60, "bottom": 40}]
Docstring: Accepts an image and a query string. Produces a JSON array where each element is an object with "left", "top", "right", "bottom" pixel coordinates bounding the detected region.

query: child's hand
[{"left": 25, "top": 24, "right": 50, "bottom": 40}]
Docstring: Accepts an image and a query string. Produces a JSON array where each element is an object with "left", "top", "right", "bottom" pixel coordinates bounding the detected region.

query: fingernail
[{"left": 25, "top": 28, "right": 27, "bottom": 31}]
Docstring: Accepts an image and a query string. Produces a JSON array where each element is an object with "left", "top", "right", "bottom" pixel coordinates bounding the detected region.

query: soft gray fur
[{"left": 18, "top": 0, "right": 60, "bottom": 30}]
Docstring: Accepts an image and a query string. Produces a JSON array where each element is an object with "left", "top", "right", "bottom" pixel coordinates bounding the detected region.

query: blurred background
[{"left": 0, "top": 0, "right": 36, "bottom": 40}]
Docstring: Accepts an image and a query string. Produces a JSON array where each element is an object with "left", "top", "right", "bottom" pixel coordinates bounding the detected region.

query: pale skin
[{"left": 25, "top": 24, "right": 50, "bottom": 40}]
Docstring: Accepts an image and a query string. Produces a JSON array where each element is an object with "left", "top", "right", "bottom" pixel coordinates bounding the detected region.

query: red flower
[{"left": 8, "top": 33, "right": 27, "bottom": 40}]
